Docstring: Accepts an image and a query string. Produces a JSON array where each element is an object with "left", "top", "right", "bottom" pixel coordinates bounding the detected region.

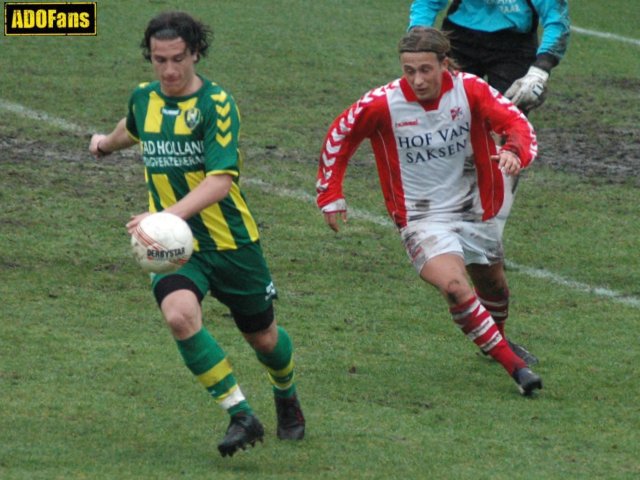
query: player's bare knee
[
  {"left": 443, "top": 279, "right": 471, "bottom": 305},
  {"left": 161, "top": 300, "right": 200, "bottom": 337},
  {"left": 162, "top": 308, "right": 194, "bottom": 336},
  {"left": 245, "top": 328, "right": 278, "bottom": 353},
  {"left": 475, "top": 276, "right": 508, "bottom": 298}
]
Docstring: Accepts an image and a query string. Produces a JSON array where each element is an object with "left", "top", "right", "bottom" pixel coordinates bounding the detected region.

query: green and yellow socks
[
  {"left": 176, "top": 327, "right": 252, "bottom": 417},
  {"left": 176, "top": 325, "right": 298, "bottom": 418},
  {"left": 255, "top": 326, "right": 297, "bottom": 399}
]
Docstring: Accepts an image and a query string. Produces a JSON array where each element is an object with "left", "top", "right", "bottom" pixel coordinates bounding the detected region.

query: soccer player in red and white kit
[{"left": 316, "top": 27, "right": 542, "bottom": 396}]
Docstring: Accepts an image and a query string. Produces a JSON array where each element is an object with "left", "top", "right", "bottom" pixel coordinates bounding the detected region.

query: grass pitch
[{"left": 1, "top": 1, "right": 639, "bottom": 479}]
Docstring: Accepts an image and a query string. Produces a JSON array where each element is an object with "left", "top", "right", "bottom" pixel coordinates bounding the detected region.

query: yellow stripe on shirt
[
  {"left": 228, "top": 182, "right": 259, "bottom": 242},
  {"left": 150, "top": 172, "right": 177, "bottom": 210},
  {"left": 185, "top": 171, "right": 237, "bottom": 250},
  {"left": 144, "top": 91, "right": 164, "bottom": 133}
]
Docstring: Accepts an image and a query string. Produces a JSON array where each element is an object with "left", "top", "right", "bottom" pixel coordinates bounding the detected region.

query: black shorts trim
[
  {"left": 231, "top": 304, "right": 274, "bottom": 334},
  {"left": 153, "top": 274, "right": 204, "bottom": 306}
]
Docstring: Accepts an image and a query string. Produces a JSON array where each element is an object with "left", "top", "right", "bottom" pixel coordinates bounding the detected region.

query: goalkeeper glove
[{"left": 505, "top": 66, "right": 549, "bottom": 111}]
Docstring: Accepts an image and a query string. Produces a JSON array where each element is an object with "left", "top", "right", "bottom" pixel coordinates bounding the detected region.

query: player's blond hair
[{"left": 399, "top": 27, "right": 456, "bottom": 67}]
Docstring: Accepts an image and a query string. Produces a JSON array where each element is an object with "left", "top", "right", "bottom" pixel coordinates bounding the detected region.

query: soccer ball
[{"left": 130, "top": 212, "right": 194, "bottom": 274}]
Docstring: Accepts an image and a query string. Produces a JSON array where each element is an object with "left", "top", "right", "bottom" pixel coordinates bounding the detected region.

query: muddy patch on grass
[
  {"left": 536, "top": 127, "right": 640, "bottom": 186},
  {"left": 1, "top": 129, "right": 639, "bottom": 187}
]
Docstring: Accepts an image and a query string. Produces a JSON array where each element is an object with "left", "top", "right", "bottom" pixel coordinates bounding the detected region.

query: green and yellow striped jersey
[{"left": 126, "top": 76, "right": 259, "bottom": 251}]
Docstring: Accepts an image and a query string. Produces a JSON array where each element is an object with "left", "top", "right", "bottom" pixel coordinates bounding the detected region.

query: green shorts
[{"left": 151, "top": 241, "right": 277, "bottom": 316}]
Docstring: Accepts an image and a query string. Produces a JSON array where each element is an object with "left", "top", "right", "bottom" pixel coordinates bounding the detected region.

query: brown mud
[
  {"left": 536, "top": 127, "right": 640, "bottom": 186},
  {"left": 1, "top": 127, "right": 639, "bottom": 186}
]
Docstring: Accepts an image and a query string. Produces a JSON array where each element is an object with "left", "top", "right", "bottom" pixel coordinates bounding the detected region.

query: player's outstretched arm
[
  {"left": 165, "top": 173, "right": 233, "bottom": 221},
  {"left": 89, "top": 118, "right": 137, "bottom": 159},
  {"left": 125, "top": 174, "right": 233, "bottom": 235}
]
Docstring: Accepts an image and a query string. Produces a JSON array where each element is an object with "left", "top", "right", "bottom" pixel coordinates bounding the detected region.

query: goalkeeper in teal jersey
[{"left": 89, "top": 11, "right": 304, "bottom": 457}]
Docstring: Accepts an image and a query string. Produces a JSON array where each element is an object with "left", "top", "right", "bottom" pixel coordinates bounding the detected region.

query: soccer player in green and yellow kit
[{"left": 89, "top": 11, "right": 304, "bottom": 457}]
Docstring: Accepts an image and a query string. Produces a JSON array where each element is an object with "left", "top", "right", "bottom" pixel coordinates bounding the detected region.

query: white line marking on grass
[
  {"left": 244, "top": 178, "right": 391, "bottom": 228},
  {"left": 572, "top": 26, "right": 640, "bottom": 47},
  {"left": 245, "top": 178, "right": 640, "bottom": 309},
  {"left": 0, "top": 99, "right": 96, "bottom": 134},
  {"left": 503, "top": 261, "right": 640, "bottom": 308},
  {"left": 2, "top": 98, "right": 639, "bottom": 309}
]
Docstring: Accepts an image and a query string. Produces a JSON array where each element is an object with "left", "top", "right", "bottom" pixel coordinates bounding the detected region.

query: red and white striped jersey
[{"left": 316, "top": 71, "right": 537, "bottom": 228}]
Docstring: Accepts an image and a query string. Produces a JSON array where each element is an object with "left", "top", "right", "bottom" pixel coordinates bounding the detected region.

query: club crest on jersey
[
  {"left": 450, "top": 107, "right": 463, "bottom": 121},
  {"left": 185, "top": 108, "right": 202, "bottom": 130}
]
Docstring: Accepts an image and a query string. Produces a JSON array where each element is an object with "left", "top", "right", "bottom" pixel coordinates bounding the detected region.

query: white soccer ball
[{"left": 130, "top": 212, "right": 194, "bottom": 274}]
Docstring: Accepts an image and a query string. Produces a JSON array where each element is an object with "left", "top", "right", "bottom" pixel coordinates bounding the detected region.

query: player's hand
[
  {"left": 505, "top": 66, "right": 549, "bottom": 111},
  {"left": 126, "top": 212, "right": 151, "bottom": 235},
  {"left": 491, "top": 150, "right": 522, "bottom": 176},
  {"left": 323, "top": 210, "right": 347, "bottom": 233},
  {"left": 89, "top": 134, "right": 110, "bottom": 159}
]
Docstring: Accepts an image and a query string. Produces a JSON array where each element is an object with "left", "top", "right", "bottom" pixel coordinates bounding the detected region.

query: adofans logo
[{"left": 4, "top": 2, "right": 97, "bottom": 36}]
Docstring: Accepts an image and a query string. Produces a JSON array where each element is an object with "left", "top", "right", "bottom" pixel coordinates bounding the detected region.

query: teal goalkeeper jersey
[{"left": 125, "top": 76, "right": 259, "bottom": 252}]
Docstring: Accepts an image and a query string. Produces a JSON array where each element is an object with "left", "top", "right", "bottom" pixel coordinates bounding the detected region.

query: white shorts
[{"left": 400, "top": 218, "right": 504, "bottom": 274}]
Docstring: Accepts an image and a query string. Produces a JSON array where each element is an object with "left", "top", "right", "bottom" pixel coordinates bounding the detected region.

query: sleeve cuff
[
  {"left": 320, "top": 199, "right": 347, "bottom": 213},
  {"left": 533, "top": 53, "right": 559, "bottom": 73}
]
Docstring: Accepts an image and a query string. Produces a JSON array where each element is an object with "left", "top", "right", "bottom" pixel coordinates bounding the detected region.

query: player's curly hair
[
  {"left": 141, "top": 11, "right": 211, "bottom": 62},
  {"left": 399, "top": 27, "right": 453, "bottom": 63}
]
